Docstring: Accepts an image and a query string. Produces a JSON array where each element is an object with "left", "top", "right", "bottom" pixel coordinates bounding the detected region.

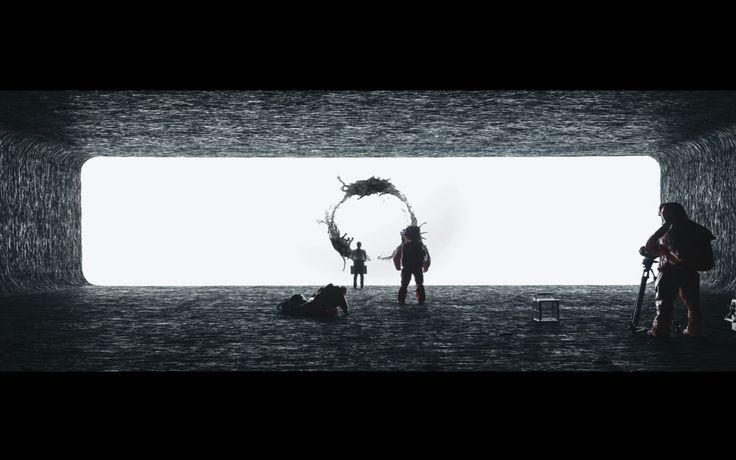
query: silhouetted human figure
[
  {"left": 350, "top": 242, "right": 369, "bottom": 289},
  {"left": 642, "top": 202, "right": 715, "bottom": 338},
  {"left": 277, "top": 283, "right": 349, "bottom": 317},
  {"left": 393, "top": 225, "right": 431, "bottom": 305}
]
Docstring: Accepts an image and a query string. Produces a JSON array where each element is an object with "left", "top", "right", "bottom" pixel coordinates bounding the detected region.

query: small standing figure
[
  {"left": 393, "top": 225, "right": 431, "bottom": 305},
  {"left": 350, "top": 242, "right": 369, "bottom": 289}
]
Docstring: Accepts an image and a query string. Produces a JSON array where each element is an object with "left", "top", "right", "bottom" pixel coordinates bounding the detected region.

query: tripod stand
[{"left": 631, "top": 254, "right": 658, "bottom": 332}]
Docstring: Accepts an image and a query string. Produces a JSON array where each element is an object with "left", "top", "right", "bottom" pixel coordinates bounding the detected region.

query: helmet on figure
[{"left": 403, "top": 225, "right": 422, "bottom": 242}]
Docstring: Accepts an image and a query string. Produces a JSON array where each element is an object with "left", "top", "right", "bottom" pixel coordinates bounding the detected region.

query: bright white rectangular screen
[{"left": 82, "top": 157, "right": 661, "bottom": 285}]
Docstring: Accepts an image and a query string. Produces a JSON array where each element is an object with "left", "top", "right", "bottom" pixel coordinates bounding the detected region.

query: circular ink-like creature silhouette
[{"left": 320, "top": 176, "right": 421, "bottom": 270}]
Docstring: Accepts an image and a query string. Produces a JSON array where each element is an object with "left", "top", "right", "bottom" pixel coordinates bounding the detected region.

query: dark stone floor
[{"left": 1, "top": 285, "right": 735, "bottom": 371}]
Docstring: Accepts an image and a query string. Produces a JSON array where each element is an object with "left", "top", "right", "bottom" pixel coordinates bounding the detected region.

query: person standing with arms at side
[
  {"left": 350, "top": 242, "right": 369, "bottom": 289},
  {"left": 393, "top": 225, "right": 431, "bottom": 305}
]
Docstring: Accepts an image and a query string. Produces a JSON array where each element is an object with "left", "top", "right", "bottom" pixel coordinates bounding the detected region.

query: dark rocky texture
[
  {"left": 656, "top": 128, "right": 736, "bottom": 291},
  {"left": 1, "top": 285, "right": 733, "bottom": 371},
  {"left": 0, "top": 132, "right": 87, "bottom": 294},
  {"left": 2, "top": 91, "right": 736, "bottom": 158}
]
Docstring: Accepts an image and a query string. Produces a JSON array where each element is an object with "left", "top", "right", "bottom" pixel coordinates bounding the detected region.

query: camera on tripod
[
  {"left": 639, "top": 246, "right": 658, "bottom": 269},
  {"left": 630, "top": 247, "right": 660, "bottom": 332}
]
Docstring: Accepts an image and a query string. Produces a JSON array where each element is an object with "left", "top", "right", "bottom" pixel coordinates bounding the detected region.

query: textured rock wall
[
  {"left": 655, "top": 128, "right": 736, "bottom": 291},
  {"left": 2, "top": 91, "right": 736, "bottom": 158},
  {"left": 0, "top": 132, "right": 87, "bottom": 294}
]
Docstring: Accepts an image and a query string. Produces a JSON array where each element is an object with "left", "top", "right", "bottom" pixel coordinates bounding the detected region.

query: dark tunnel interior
[{"left": 1, "top": 91, "right": 736, "bottom": 374}]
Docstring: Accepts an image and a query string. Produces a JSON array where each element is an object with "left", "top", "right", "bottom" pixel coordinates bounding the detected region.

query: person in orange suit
[{"left": 642, "top": 202, "right": 715, "bottom": 338}]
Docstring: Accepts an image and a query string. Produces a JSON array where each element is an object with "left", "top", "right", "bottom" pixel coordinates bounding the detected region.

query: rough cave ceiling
[{"left": 1, "top": 91, "right": 735, "bottom": 158}]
